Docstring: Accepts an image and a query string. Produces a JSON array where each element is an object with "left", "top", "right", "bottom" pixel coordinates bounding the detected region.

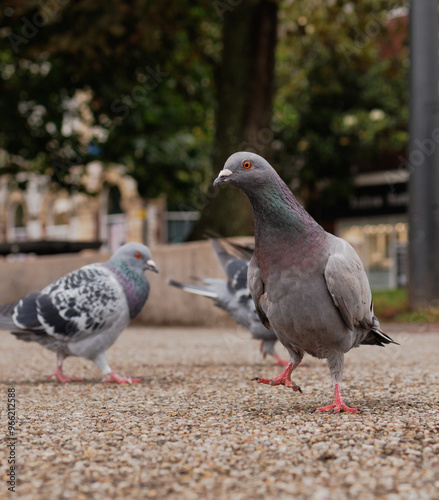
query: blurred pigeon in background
[
  {"left": 168, "top": 238, "right": 288, "bottom": 366},
  {"left": 214, "top": 152, "right": 397, "bottom": 413},
  {"left": 0, "top": 243, "right": 158, "bottom": 383}
]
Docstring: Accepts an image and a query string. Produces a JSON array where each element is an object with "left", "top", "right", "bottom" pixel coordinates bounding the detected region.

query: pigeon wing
[
  {"left": 12, "top": 291, "right": 46, "bottom": 332},
  {"left": 225, "top": 240, "right": 254, "bottom": 260},
  {"left": 0, "top": 298, "right": 40, "bottom": 332},
  {"left": 248, "top": 255, "right": 270, "bottom": 329},
  {"left": 324, "top": 239, "right": 373, "bottom": 332},
  {"left": 226, "top": 259, "right": 249, "bottom": 291},
  {"left": 209, "top": 239, "right": 236, "bottom": 276},
  {"left": 34, "top": 264, "right": 127, "bottom": 341},
  {"left": 209, "top": 238, "right": 250, "bottom": 290}
]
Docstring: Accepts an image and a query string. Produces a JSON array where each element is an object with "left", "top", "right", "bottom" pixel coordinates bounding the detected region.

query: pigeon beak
[
  {"left": 213, "top": 168, "right": 233, "bottom": 186},
  {"left": 146, "top": 259, "right": 159, "bottom": 273}
]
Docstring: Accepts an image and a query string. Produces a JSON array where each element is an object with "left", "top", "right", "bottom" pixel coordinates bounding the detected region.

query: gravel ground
[{"left": 1, "top": 323, "right": 439, "bottom": 500}]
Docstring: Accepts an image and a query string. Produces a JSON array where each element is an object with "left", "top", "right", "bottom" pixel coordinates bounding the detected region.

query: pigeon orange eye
[
  {"left": 243, "top": 160, "right": 252, "bottom": 169},
  {"left": 134, "top": 252, "right": 142, "bottom": 259}
]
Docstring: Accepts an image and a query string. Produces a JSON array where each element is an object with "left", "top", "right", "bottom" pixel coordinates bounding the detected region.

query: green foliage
[
  {"left": 0, "top": 0, "right": 409, "bottom": 219},
  {"left": 372, "top": 287, "right": 408, "bottom": 320},
  {"left": 372, "top": 288, "right": 439, "bottom": 322},
  {"left": 0, "top": 0, "right": 218, "bottom": 206},
  {"left": 273, "top": 0, "right": 408, "bottom": 216}
]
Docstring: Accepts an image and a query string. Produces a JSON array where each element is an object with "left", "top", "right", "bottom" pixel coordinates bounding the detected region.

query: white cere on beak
[
  {"left": 217, "top": 168, "right": 233, "bottom": 178},
  {"left": 147, "top": 259, "right": 159, "bottom": 273}
]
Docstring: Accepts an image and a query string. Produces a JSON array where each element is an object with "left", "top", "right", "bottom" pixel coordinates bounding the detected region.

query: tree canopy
[
  {"left": 273, "top": 0, "right": 408, "bottom": 219},
  {"left": 0, "top": 0, "right": 218, "bottom": 206},
  {"left": 0, "top": 0, "right": 408, "bottom": 232}
]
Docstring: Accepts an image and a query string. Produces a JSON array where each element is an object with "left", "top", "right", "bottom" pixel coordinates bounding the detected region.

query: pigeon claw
[
  {"left": 315, "top": 384, "right": 358, "bottom": 413},
  {"left": 284, "top": 379, "right": 302, "bottom": 392},
  {"left": 103, "top": 371, "right": 142, "bottom": 384},
  {"left": 46, "top": 365, "right": 83, "bottom": 383},
  {"left": 253, "top": 376, "right": 301, "bottom": 392},
  {"left": 46, "top": 373, "right": 83, "bottom": 383},
  {"left": 252, "top": 376, "right": 279, "bottom": 385},
  {"left": 316, "top": 402, "right": 359, "bottom": 414},
  {"left": 252, "top": 361, "right": 302, "bottom": 392}
]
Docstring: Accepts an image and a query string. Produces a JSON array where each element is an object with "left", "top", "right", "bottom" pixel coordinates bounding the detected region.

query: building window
[
  {"left": 8, "top": 203, "right": 27, "bottom": 242},
  {"left": 51, "top": 198, "right": 71, "bottom": 226},
  {"left": 337, "top": 218, "right": 408, "bottom": 290},
  {"left": 166, "top": 211, "right": 200, "bottom": 243},
  {"left": 14, "top": 204, "right": 25, "bottom": 228},
  {"left": 105, "top": 185, "right": 126, "bottom": 251},
  {"left": 108, "top": 185, "right": 123, "bottom": 215},
  {"left": 46, "top": 197, "right": 71, "bottom": 239}
]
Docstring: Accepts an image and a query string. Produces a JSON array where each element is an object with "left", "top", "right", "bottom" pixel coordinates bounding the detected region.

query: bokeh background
[{"left": 2, "top": 1, "right": 436, "bottom": 320}]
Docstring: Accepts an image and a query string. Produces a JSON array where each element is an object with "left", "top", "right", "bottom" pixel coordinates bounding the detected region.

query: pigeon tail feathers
[
  {"left": 167, "top": 278, "right": 219, "bottom": 299},
  {"left": 361, "top": 325, "right": 398, "bottom": 347},
  {"left": 0, "top": 301, "right": 19, "bottom": 330}
]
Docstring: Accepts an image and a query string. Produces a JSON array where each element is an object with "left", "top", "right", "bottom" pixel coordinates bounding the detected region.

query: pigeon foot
[
  {"left": 253, "top": 362, "right": 302, "bottom": 392},
  {"left": 46, "top": 370, "right": 83, "bottom": 383},
  {"left": 316, "top": 384, "right": 358, "bottom": 413},
  {"left": 102, "top": 371, "right": 142, "bottom": 384}
]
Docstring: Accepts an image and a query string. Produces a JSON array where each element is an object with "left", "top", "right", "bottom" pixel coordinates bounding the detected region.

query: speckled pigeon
[
  {"left": 214, "top": 152, "right": 397, "bottom": 413},
  {"left": 168, "top": 238, "right": 288, "bottom": 366},
  {"left": 0, "top": 243, "right": 158, "bottom": 383}
]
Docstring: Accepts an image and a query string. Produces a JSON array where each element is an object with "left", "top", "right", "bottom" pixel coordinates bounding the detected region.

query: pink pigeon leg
[
  {"left": 272, "top": 353, "right": 306, "bottom": 367},
  {"left": 259, "top": 340, "right": 291, "bottom": 367},
  {"left": 46, "top": 368, "right": 83, "bottom": 383},
  {"left": 272, "top": 353, "right": 290, "bottom": 366},
  {"left": 46, "top": 353, "right": 83, "bottom": 382},
  {"left": 253, "top": 362, "right": 302, "bottom": 392},
  {"left": 259, "top": 340, "right": 268, "bottom": 358},
  {"left": 316, "top": 383, "right": 358, "bottom": 413},
  {"left": 102, "top": 371, "right": 142, "bottom": 384}
]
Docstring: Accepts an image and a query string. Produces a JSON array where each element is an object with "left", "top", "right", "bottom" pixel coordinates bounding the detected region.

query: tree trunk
[{"left": 191, "top": 0, "right": 278, "bottom": 239}]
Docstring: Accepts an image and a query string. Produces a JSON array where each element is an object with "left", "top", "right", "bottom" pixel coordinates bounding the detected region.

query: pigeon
[
  {"left": 0, "top": 243, "right": 158, "bottom": 383},
  {"left": 168, "top": 238, "right": 288, "bottom": 366},
  {"left": 213, "top": 152, "right": 397, "bottom": 413}
]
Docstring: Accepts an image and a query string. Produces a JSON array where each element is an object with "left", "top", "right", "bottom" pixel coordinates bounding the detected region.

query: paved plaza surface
[{"left": 1, "top": 324, "right": 438, "bottom": 499}]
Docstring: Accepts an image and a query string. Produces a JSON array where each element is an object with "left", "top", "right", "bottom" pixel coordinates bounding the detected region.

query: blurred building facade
[
  {"left": 332, "top": 9, "right": 409, "bottom": 290},
  {"left": 1, "top": 160, "right": 408, "bottom": 289},
  {"left": 0, "top": 161, "right": 198, "bottom": 253},
  {"left": 0, "top": 8, "right": 409, "bottom": 289},
  {"left": 333, "top": 169, "right": 408, "bottom": 290}
]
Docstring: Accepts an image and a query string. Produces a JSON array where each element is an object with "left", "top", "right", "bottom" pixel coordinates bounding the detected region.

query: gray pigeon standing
[
  {"left": 168, "top": 238, "right": 288, "bottom": 366},
  {"left": 0, "top": 243, "right": 158, "bottom": 383},
  {"left": 214, "top": 152, "right": 396, "bottom": 413}
]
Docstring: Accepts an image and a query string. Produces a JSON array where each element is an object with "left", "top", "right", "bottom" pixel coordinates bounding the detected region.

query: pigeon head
[
  {"left": 213, "top": 152, "right": 322, "bottom": 243},
  {"left": 109, "top": 243, "right": 159, "bottom": 274},
  {"left": 213, "top": 152, "right": 275, "bottom": 191}
]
